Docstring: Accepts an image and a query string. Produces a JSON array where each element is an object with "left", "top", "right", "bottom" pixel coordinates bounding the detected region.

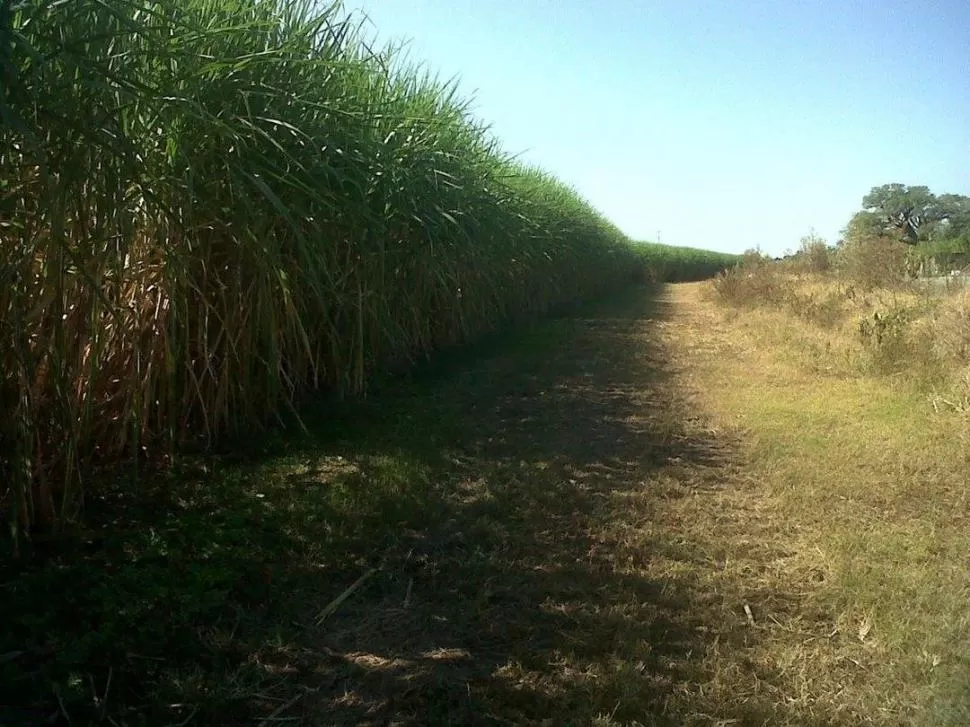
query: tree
[
  {"left": 933, "top": 193, "right": 970, "bottom": 248},
  {"left": 851, "top": 183, "right": 970, "bottom": 254},
  {"left": 862, "top": 183, "right": 938, "bottom": 245},
  {"left": 843, "top": 210, "right": 888, "bottom": 242}
]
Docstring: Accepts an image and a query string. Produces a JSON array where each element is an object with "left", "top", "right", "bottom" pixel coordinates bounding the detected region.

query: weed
[
  {"left": 857, "top": 306, "right": 915, "bottom": 373},
  {"left": 837, "top": 235, "right": 911, "bottom": 291},
  {"left": 795, "top": 231, "right": 834, "bottom": 273}
]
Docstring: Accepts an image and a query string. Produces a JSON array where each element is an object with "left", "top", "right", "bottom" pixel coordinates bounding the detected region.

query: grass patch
[
  {"left": 687, "top": 280, "right": 970, "bottom": 725},
  {"left": 1, "top": 285, "right": 749, "bottom": 725},
  {"left": 9, "top": 273, "right": 962, "bottom": 725}
]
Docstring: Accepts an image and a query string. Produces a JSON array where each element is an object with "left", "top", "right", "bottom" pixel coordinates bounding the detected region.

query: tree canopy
[{"left": 855, "top": 183, "right": 970, "bottom": 248}]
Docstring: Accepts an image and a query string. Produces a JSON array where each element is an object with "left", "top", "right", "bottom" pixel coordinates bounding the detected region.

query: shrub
[
  {"left": 796, "top": 232, "right": 833, "bottom": 273},
  {"left": 796, "top": 291, "right": 846, "bottom": 329},
  {"left": 837, "top": 235, "right": 910, "bottom": 291},
  {"left": 928, "top": 289, "right": 970, "bottom": 365},
  {"left": 741, "top": 247, "right": 770, "bottom": 268},
  {"left": 711, "top": 259, "right": 786, "bottom": 308}
]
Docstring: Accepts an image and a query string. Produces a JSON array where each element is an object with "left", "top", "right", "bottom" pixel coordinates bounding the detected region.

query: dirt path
[
  {"left": 8, "top": 282, "right": 962, "bottom": 725},
  {"left": 300, "top": 281, "right": 967, "bottom": 726},
  {"left": 293, "top": 283, "right": 834, "bottom": 725}
]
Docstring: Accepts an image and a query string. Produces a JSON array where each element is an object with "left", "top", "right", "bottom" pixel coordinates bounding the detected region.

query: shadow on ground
[{"left": 0, "top": 284, "right": 741, "bottom": 726}]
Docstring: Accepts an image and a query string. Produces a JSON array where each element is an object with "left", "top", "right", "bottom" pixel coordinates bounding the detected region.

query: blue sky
[{"left": 347, "top": 0, "right": 970, "bottom": 256}]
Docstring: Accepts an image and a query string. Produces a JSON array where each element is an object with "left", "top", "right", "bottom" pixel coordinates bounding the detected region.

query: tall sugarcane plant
[{"left": 0, "top": 0, "right": 644, "bottom": 549}]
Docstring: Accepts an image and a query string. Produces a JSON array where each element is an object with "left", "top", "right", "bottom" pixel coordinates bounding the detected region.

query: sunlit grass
[{"left": 691, "top": 279, "right": 970, "bottom": 724}]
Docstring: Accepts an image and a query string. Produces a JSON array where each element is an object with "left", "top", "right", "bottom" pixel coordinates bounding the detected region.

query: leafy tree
[
  {"left": 839, "top": 210, "right": 910, "bottom": 287},
  {"left": 933, "top": 193, "right": 970, "bottom": 248},
  {"left": 862, "top": 183, "right": 938, "bottom": 244},
  {"left": 843, "top": 210, "right": 889, "bottom": 243},
  {"left": 847, "top": 183, "right": 970, "bottom": 260},
  {"left": 796, "top": 230, "right": 832, "bottom": 272}
]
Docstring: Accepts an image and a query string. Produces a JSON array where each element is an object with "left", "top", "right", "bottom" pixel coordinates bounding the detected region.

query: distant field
[{"left": 635, "top": 241, "right": 741, "bottom": 282}]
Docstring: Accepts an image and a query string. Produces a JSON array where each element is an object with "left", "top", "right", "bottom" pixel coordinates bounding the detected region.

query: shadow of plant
[{"left": 1, "top": 285, "right": 741, "bottom": 726}]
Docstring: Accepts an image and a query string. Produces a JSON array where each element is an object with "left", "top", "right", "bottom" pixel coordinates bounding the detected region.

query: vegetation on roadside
[
  {"left": 21, "top": 0, "right": 965, "bottom": 724},
  {"left": 704, "top": 188, "right": 970, "bottom": 723},
  {"left": 684, "top": 278, "right": 970, "bottom": 725},
  {"left": 713, "top": 179, "right": 970, "bottom": 407},
  {"left": 850, "top": 183, "right": 970, "bottom": 250},
  {"left": 0, "top": 0, "right": 733, "bottom": 547},
  {"left": 714, "top": 248, "right": 969, "bottom": 399},
  {"left": 0, "top": 1, "right": 740, "bottom": 723},
  {"left": 634, "top": 241, "right": 741, "bottom": 283}
]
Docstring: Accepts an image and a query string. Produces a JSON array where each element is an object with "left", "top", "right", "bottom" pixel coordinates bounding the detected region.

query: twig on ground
[
  {"left": 172, "top": 706, "right": 198, "bottom": 726},
  {"left": 259, "top": 687, "right": 319, "bottom": 723},
  {"left": 316, "top": 568, "right": 377, "bottom": 625}
]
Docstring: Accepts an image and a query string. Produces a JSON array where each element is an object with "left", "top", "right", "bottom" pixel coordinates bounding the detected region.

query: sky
[{"left": 346, "top": 0, "right": 970, "bottom": 256}]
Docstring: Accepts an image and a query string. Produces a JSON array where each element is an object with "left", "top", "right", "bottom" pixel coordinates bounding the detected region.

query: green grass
[
  {"left": 688, "top": 280, "right": 970, "bottom": 725},
  {"left": 1, "top": 0, "right": 746, "bottom": 720},
  {"left": 7, "top": 274, "right": 968, "bottom": 725}
]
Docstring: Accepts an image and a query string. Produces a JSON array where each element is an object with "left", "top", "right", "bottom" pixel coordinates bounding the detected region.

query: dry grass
[
  {"left": 686, "top": 279, "right": 970, "bottom": 725},
  {"left": 710, "top": 261, "right": 970, "bottom": 386}
]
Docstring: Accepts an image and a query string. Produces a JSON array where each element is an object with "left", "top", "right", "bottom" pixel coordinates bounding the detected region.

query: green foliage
[
  {"left": 859, "top": 183, "right": 970, "bottom": 247},
  {"left": 0, "top": 287, "right": 717, "bottom": 725},
  {"left": 838, "top": 216, "right": 911, "bottom": 290},
  {"left": 842, "top": 210, "right": 887, "bottom": 242},
  {"left": 634, "top": 241, "right": 740, "bottom": 282},
  {"left": 1, "top": 0, "right": 662, "bottom": 536},
  {"left": 931, "top": 194, "right": 970, "bottom": 250},
  {"left": 842, "top": 184, "right": 970, "bottom": 281},
  {"left": 863, "top": 183, "right": 936, "bottom": 244},
  {"left": 857, "top": 306, "right": 916, "bottom": 373}
]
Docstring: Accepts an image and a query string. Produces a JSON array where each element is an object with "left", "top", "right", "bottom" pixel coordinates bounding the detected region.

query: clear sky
[{"left": 346, "top": 0, "right": 970, "bottom": 256}]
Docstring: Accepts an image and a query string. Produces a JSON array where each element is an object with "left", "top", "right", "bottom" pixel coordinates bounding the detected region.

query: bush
[
  {"left": 711, "top": 259, "right": 786, "bottom": 308},
  {"left": 928, "top": 290, "right": 970, "bottom": 365},
  {"left": 741, "top": 247, "right": 771, "bottom": 268},
  {"left": 796, "top": 232, "right": 833, "bottom": 273},
  {"left": 837, "top": 235, "right": 911, "bottom": 290},
  {"left": 857, "top": 306, "right": 915, "bottom": 373}
]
